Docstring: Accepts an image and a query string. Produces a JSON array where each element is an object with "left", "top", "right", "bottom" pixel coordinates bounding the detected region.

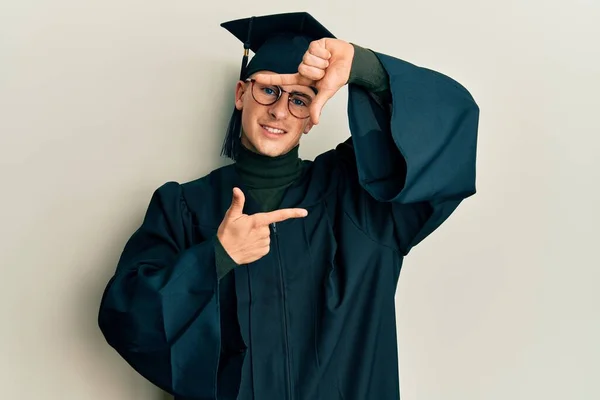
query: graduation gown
[{"left": 98, "top": 52, "right": 479, "bottom": 400}]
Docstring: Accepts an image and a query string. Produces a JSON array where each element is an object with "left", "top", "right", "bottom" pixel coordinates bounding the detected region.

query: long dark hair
[
  {"left": 221, "top": 17, "right": 254, "bottom": 161},
  {"left": 220, "top": 107, "right": 242, "bottom": 160}
]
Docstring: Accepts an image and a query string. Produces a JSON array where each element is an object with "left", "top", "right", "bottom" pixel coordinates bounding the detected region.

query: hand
[
  {"left": 254, "top": 38, "right": 355, "bottom": 125},
  {"left": 217, "top": 187, "right": 308, "bottom": 265}
]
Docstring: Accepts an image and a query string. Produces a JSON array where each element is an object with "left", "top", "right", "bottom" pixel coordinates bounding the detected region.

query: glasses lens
[
  {"left": 252, "top": 83, "right": 280, "bottom": 105},
  {"left": 288, "top": 94, "right": 311, "bottom": 119},
  {"left": 250, "top": 81, "right": 312, "bottom": 119}
]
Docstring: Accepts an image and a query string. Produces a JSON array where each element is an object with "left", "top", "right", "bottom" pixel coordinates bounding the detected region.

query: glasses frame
[{"left": 245, "top": 79, "right": 312, "bottom": 120}]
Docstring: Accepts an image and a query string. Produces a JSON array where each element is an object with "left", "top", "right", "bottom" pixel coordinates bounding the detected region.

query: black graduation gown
[{"left": 98, "top": 52, "right": 479, "bottom": 400}]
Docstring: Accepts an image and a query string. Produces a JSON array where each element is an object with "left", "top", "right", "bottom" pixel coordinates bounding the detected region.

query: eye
[
  {"left": 261, "top": 86, "right": 278, "bottom": 96},
  {"left": 292, "top": 98, "right": 306, "bottom": 107},
  {"left": 290, "top": 95, "right": 309, "bottom": 107}
]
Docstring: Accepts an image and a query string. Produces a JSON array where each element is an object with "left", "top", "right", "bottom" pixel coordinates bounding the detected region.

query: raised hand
[
  {"left": 253, "top": 38, "right": 355, "bottom": 125},
  {"left": 217, "top": 187, "right": 308, "bottom": 265}
]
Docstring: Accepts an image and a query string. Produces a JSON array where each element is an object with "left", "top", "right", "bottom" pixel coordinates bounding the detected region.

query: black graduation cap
[
  {"left": 221, "top": 12, "right": 336, "bottom": 80},
  {"left": 219, "top": 12, "right": 336, "bottom": 160}
]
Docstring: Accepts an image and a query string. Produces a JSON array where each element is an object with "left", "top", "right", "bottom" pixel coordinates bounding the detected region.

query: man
[{"left": 98, "top": 12, "right": 479, "bottom": 400}]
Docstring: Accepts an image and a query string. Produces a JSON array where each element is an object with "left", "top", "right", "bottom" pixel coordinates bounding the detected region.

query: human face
[{"left": 234, "top": 71, "right": 315, "bottom": 157}]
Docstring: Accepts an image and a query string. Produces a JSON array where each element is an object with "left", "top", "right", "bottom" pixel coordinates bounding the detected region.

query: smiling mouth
[{"left": 260, "top": 124, "right": 287, "bottom": 135}]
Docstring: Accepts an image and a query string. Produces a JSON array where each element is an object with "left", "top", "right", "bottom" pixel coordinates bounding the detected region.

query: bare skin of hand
[
  {"left": 254, "top": 38, "right": 355, "bottom": 125},
  {"left": 217, "top": 187, "right": 309, "bottom": 265}
]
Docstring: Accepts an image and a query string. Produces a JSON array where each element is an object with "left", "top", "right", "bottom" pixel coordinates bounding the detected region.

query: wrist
[
  {"left": 214, "top": 234, "right": 239, "bottom": 279},
  {"left": 348, "top": 43, "right": 388, "bottom": 93}
]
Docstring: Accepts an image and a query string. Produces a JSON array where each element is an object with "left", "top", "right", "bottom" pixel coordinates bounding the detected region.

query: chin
[
  {"left": 254, "top": 144, "right": 287, "bottom": 157},
  {"left": 244, "top": 132, "right": 296, "bottom": 158}
]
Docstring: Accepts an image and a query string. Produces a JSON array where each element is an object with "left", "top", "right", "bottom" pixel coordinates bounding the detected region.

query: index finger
[
  {"left": 253, "top": 73, "right": 315, "bottom": 87},
  {"left": 308, "top": 41, "right": 332, "bottom": 60},
  {"left": 253, "top": 208, "right": 309, "bottom": 226}
]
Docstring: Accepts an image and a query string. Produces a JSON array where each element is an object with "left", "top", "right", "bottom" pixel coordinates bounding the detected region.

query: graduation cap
[{"left": 219, "top": 12, "right": 336, "bottom": 160}]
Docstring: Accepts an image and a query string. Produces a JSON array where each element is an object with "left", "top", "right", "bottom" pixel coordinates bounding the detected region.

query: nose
[{"left": 268, "top": 94, "right": 290, "bottom": 120}]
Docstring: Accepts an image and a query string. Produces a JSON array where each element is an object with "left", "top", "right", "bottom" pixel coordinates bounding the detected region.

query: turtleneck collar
[{"left": 234, "top": 143, "right": 303, "bottom": 189}]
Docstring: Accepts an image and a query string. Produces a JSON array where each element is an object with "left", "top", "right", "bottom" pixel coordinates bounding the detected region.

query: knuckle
[
  {"left": 298, "top": 63, "right": 309, "bottom": 73},
  {"left": 310, "top": 44, "right": 323, "bottom": 56},
  {"left": 299, "top": 65, "right": 319, "bottom": 80}
]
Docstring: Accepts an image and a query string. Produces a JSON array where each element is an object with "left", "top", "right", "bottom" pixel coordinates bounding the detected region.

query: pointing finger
[
  {"left": 302, "top": 52, "right": 329, "bottom": 69},
  {"left": 253, "top": 73, "right": 315, "bottom": 87},
  {"left": 298, "top": 64, "right": 326, "bottom": 81},
  {"left": 308, "top": 40, "right": 331, "bottom": 60},
  {"left": 253, "top": 208, "right": 309, "bottom": 226}
]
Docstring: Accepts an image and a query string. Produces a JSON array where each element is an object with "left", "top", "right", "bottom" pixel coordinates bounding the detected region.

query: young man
[{"left": 98, "top": 12, "right": 479, "bottom": 400}]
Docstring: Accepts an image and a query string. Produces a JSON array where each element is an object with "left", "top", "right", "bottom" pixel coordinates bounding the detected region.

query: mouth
[{"left": 260, "top": 124, "right": 287, "bottom": 137}]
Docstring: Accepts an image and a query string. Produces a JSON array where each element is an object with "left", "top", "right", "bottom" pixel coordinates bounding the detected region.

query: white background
[{"left": 1, "top": 1, "right": 598, "bottom": 399}]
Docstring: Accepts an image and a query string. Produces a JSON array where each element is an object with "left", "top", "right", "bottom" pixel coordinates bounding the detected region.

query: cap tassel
[
  {"left": 240, "top": 47, "right": 250, "bottom": 80},
  {"left": 240, "top": 16, "right": 254, "bottom": 80}
]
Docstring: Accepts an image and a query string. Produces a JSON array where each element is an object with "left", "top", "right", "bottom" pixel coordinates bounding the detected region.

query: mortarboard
[
  {"left": 221, "top": 12, "right": 336, "bottom": 80},
  {"left": 219, "top": 12, "right": 336, "bottom": 159}
]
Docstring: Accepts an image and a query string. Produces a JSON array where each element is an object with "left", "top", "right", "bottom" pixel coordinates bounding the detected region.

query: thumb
[
  {"left": 310, "top": 89, "right": 334, "bottom": 125},
  {"left": 227, "top": 187, "right": 245, "bottom": 219}
]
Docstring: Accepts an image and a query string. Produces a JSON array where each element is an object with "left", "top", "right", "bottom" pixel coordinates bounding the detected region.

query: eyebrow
[{"left": 289, "top": 90, "right": 314, "bottom": 99}]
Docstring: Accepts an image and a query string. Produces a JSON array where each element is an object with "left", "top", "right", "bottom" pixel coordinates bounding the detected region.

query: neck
[{"left": 234, "top": 142, "right": 303, "bottom": 189}]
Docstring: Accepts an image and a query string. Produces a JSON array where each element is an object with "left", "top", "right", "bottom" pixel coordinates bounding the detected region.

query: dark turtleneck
[
  {"left": 234, "top": 142, "right": 304, "bottom": 212},
  {"left": 215, "top": 44, "right": 390, "bottom": 279}
]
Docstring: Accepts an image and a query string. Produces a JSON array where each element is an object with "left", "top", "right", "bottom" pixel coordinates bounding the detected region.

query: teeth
[{"left": 263, "top": 125, "right": 284, "bottom": 134}]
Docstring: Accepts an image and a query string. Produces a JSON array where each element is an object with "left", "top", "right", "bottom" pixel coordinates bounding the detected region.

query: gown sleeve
[
  {"left": 98, "top": 182, "right": 245, "bottom": 399},
  {"left": 337, "top": 51, "right": 479, "bottom": 255}
]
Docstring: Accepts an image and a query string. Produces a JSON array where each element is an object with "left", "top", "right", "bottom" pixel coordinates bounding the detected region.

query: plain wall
[{"left": 1, "top": 1, "right": 598, "bottom": 399}]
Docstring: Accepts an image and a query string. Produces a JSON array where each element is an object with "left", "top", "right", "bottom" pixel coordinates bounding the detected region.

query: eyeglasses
[{"left": 245, "top": 79, "right": 313, "bottom": 119}]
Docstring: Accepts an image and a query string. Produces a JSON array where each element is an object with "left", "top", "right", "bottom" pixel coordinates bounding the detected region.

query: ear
[{"left": 235, "top": 80, "right": 246, "bottom": 111}]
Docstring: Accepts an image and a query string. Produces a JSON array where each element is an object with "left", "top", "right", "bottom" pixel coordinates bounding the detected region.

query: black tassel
[
  {"left": 221, "top": 17, "right": 254, "bottom": 160},
  {"left": 240, "top": 48, "right": 249, "bottom": 80},
  {"left": 240, "top": 17, "right": 254, "bottom": 79}
]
